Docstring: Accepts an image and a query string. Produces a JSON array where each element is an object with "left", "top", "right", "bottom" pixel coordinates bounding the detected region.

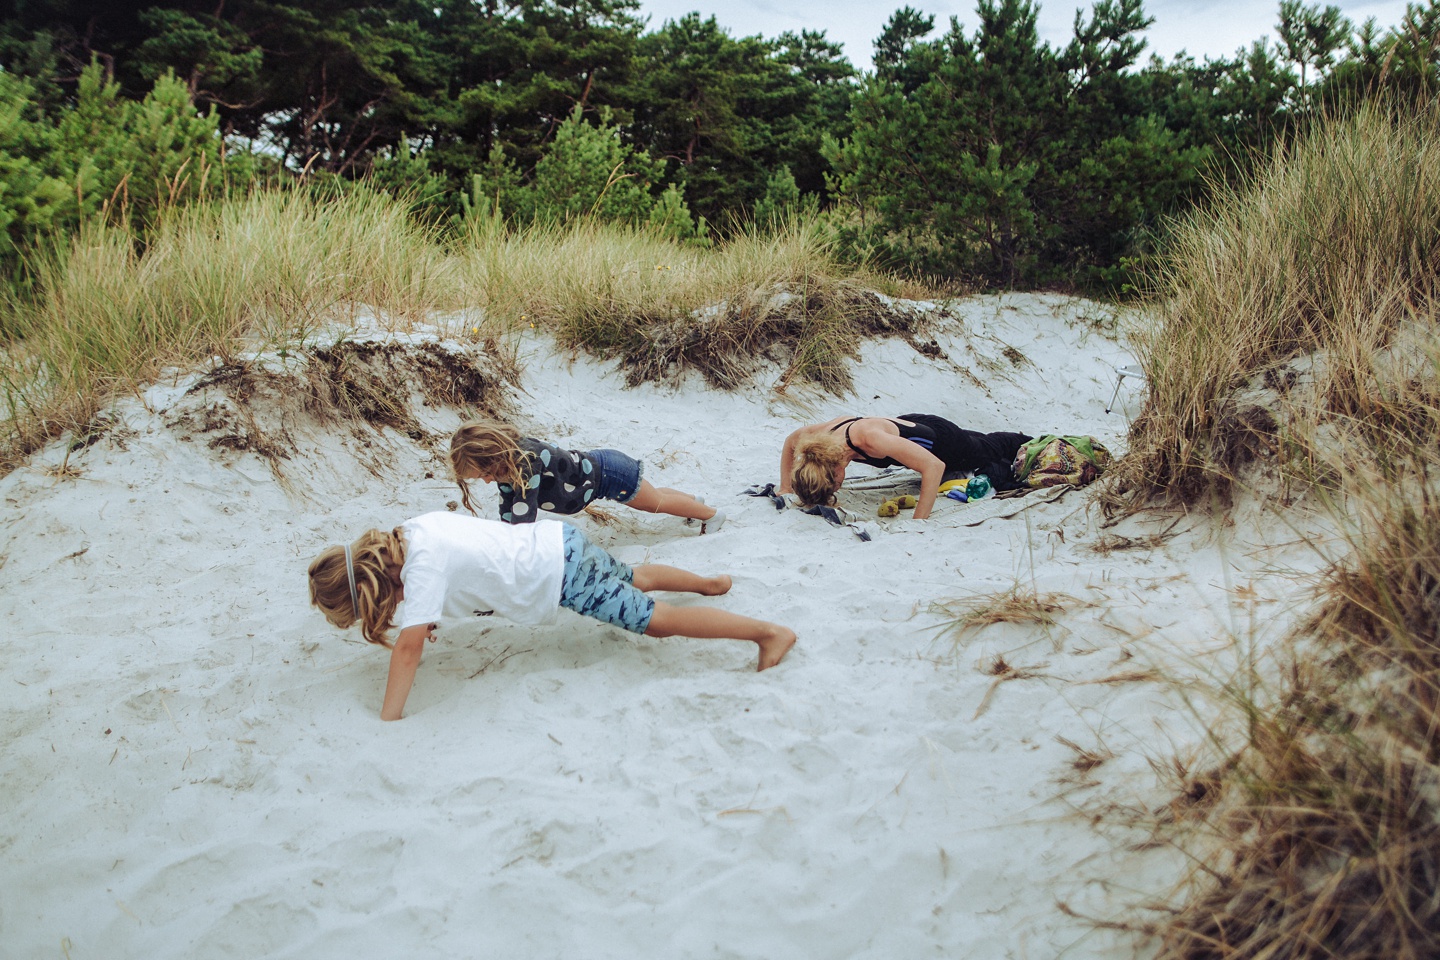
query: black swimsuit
[
  {"left": 833, "top": 416, "right": 939, "bottom": 467},
  {"left": 831, "top": 414, "right": 1033, "bottom": 489}
]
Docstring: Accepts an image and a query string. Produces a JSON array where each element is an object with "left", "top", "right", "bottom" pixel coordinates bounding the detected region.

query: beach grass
[
  {"left": 451, "top": 212, "right": 923, "bottom": 392},
  {"left": 1108, "top": 102, "right": 1440, "bottom": 509},
  {"left": 0, "top": 189, "right": 457, "bottom": 468},
  {"left": 1154, "top": 464, "right": 1440, "bottom": 959},
  {"left": 0, "top": 196, "right": 916, "bottom": 473},
  {"left": 1119, "top": 102, "right": 1440, "bottom": 958}
]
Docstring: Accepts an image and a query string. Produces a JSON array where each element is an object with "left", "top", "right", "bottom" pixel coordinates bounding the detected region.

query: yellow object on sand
[
  {"left": 937, "top": 479, "right": 968, "bottom": 494},
  {"left": 877, "top": 494, "right": 919, "bottom": 517}
]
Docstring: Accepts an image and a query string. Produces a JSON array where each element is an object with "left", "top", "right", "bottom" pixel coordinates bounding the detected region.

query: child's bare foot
[
  {"left": 699, "top": 574, "right": 732, "bottom": 596},
  {"left": 755, "top": 627, "right": 796, "bottom": 671}
]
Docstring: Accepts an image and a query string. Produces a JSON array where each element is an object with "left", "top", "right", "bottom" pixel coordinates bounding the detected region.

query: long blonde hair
[
  {"left": 308, "top": 527, "right": 407, "bottom": 647},
  {"left": 792, "top": 433, "right": 847, "bottom": 506},
  {"left": 449, "top": 420, "right": 532, "bottom": 515}
]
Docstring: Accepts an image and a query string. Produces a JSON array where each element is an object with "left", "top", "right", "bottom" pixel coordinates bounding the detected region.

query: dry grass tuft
[
  {"left": 973, "top": 654, "right": 1051, "bottom": 720},
  {"left": 1057, "top": 734, "right": 1114, "bottom": 773},
  {"left": 453, "top": 216, "right": 928, "bottom": 394},
  {"left": 163, "top": 340, "right": 517, "bottom": 479},
  {"left": 580, "top": 504, "right": 621, "bottom": 526},
  {"left": 302, "top": 339, "right": 518, "bottom": 432},
  {"left": 1156, "top": 675, "right": 1440, "bottom": 959},
  {"left": 1151, "top": 753, "right": 1237, "bottom": 826},
  {"left": 1090, "top": 516, "right": 1185, "bottom": 554},
  {"left": 932, "top": 587, "right": 1079, "bottom": 642},
  {"left": 1083, "top": 669, "right": 1162, "bottom": 685}
]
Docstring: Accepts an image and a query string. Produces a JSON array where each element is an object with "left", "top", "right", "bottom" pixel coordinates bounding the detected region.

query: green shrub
[
  {"left": 471, "top": 107, "right": 702, "bottom": 242},
  {"left": 0, "top": 61, "right": 249, "bottom": 297}
]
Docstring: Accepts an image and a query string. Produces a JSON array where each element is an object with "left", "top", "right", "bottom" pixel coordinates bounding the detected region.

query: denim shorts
[
  {"left": 558, "top": 525, "right": 655, "bottom": 634},
  {"left": 586, "top": 448, "right": 645, "bottom": 504}
]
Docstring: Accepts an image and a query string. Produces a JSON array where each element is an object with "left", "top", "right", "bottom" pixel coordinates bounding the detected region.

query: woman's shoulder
[
  {"left": 809, "top": 415, "right": 860, "bottom": 432},
  {"left": 851, "top": 416, "right": 904, "bottom": 435}
]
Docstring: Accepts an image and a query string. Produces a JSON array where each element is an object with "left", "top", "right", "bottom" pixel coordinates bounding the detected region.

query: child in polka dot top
[{"left": 449, "top": 420, "right": 725, "bottom": 532}]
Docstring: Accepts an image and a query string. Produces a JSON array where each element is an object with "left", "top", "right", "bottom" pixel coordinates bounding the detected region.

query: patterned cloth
[
  {"left": 498, "top": 440, "right": 646, "bottom": 522},
  {"left": 557, "top": 525, "right": 655, "bottom": 634},
  {"left": 1010, "top": 435, "right": 1112, "bottom": 489}
]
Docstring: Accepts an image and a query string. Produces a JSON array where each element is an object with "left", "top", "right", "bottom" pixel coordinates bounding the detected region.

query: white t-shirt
[{"left": 397, "top": 512, "right": 566, "bottom": 630}]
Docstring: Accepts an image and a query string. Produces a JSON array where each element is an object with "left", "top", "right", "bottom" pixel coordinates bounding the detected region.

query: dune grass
[
  {"left": 0, "top": 189, "right": 457, "bottom": 466},
  {"left": 1115, "top": 103, "right": 1440, "bottom": 958},
  {"left": 1108, "top": 103, "right": 1440, "bottom": 509},
  {"left": 1155, "top": 458, "right": 1440, "bottom": 960},
  {"left": 452, "top": 212, "right": 921, "bottom": 391},
  {"left": 0, "top": 195, "right": 916, "bottom": 472}
]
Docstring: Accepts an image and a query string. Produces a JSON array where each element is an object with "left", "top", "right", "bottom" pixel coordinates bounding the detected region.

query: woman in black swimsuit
[{"left": 779, "top": 415, "right": 1031, "bottom": 519}]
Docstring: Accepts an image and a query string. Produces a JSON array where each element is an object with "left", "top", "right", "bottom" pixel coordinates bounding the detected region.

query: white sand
[{"left": 0, "top": 293, "right": 1325, "bottom": 958}]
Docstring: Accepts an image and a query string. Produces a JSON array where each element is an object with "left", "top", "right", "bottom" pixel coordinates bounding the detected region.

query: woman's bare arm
[
  {"left": 778, "top": 427, "right": 804, "bottom": 493},
  {"left": 854, "top": 426, "right": 947, "bottom": 519}
]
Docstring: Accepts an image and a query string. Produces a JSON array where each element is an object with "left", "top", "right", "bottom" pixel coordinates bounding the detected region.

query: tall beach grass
[
  {"left": 1120, "top": 103, "right": 1440, "bottom": 958},
  {"left": 0, "top": 191, "right": 914, "bottom": 472},
  {"left": 1110, "top": 103, "right": 1440, "bottom": 508},
  {"left": 452, "top": 212, "right": 918, "bottom": 391},
  {"left": 0, "top": 189, "right": 456, "bottom": 465}
]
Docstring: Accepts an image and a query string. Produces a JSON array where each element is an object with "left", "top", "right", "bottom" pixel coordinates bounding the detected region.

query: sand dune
[{"left": 0, "top": 293, "right": 1322, "bottom": 958}]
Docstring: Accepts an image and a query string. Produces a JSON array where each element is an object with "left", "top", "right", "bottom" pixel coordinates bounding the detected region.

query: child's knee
[{"left": 644, "top": 602, "right": 676, "bottom": 637}]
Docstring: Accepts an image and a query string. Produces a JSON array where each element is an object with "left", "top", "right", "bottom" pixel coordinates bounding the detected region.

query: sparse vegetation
[
  {"left": 1114, "top": 101, "right": 1440, "bottom": 959},
  {"left": 1109, "top": 102, "right": 1440, "bottom": 509},
  {"left": 0, "top": 190, "right": 926, "bottom": 473},
  {"left": 453, "top": 213, "right": 925, "bottom": 393},
  {"left": 0, "top": 189, "right": 457, "bottom": 469},
  {"left": 1153, "top": 470, "right": 1440, "bottom": 959},
  {"left": 933, "top": 585, "right": 1079, "bottom": 642}
]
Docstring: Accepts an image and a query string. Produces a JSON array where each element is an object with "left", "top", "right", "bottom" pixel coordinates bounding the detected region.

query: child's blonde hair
[
  {"left": 792, "top": 433, "right": 846, "bottom": 507},
  {"left": 308, "top": 527, "right": 407, "bottom": 647},
  {"left": 449, "top": 420, "right": 532, "bottom": 515}
]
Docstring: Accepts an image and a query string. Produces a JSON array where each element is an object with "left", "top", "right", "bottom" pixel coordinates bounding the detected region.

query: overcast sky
[{"left": 633, "top": 0, "right": 1415, "bottom": 68}]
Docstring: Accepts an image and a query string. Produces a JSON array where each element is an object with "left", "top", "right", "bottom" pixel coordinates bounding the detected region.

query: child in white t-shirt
[{"left": 308, "top": 512, "right": 795, "bottom": 720}]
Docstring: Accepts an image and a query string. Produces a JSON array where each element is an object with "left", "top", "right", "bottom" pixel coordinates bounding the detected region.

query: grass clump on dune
[
  {"left": 1157, "top": 460, "right": 1440, "bottom": 960},
  {"left": 1120, "top": 103, "right": 1440, "bottom": 959},
  {"left": 0, "top": 191, "right": 919, "bottom": 472},
  {"left": 1110, "top": 103, "right": 1440, "bottom": 508},
  {"left": 0, "top": 189, "right": 457, "bottom": 467},
  {"left": 454, "top": 212, "right": 923, "bottom": 393}
]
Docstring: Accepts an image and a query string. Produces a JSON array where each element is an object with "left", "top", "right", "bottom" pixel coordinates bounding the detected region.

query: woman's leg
[
  {"left": 624, "top": 480, "right": 716, "bottom": 521},
  {"left": 644, "top": 601, "right": 796, "bottom": 671},
  {"left": 632, "top": 564, "right": 730, "bottom": 596}
]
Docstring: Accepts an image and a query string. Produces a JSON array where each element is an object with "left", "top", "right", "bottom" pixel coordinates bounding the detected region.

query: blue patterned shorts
[
  {"left": 586, "top": 448, "right": 644, "bottom": 504},
  {"left": 559, "top": 525, "right": 655, "bottom": 634}
]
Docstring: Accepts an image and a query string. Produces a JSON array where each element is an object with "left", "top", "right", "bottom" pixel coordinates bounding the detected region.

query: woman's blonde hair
[
  {"left": 449, "top": 420, "right": 531, "bottom": 515},
  {"left": 308, "top": 527, "right": 407, "bottom": 647},
  {"left": 792, "top": 433, "right": 847, "bottom": 506}
]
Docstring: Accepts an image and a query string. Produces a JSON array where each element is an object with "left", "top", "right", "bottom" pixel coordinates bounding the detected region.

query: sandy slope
[{"left": 0, "top": 293, "right": 1324, "bottom": 958}]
